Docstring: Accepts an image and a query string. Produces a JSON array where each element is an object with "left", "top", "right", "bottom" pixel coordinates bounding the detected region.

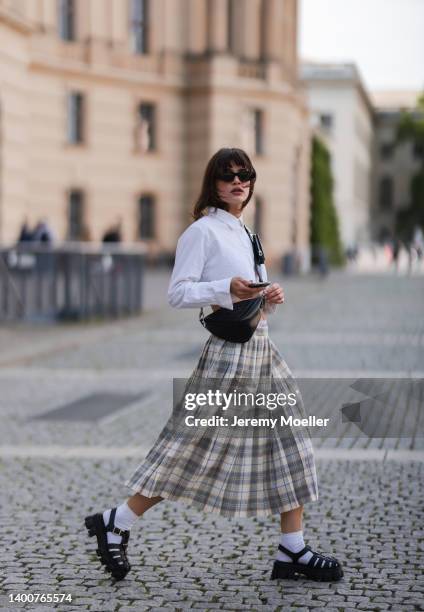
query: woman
[{"left": 85, "top": 148, "right": 343, "bottom": 583}]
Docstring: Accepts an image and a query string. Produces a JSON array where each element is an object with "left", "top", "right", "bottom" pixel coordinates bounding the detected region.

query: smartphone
[{"left": 248, "top": 281, "right": 271, "bottom": 288}]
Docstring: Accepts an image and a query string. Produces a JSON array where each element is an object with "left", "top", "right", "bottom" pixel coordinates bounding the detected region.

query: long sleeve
[
  {"left": 260, "top": 263, "right": 277, "bottom": 315},
  {"left": 168, "top": 225, "right": 234, "bottom": 310},
  {"left": 262, "top": 300, "right": 277, "bottom": 315}
]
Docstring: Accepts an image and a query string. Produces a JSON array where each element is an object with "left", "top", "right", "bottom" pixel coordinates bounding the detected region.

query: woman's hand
[
  {"left": 230, "top": 277, "right": 264, "bottom": 300},
  {"left": 262, "top": 282, "right": 285, "bottom": 304}
]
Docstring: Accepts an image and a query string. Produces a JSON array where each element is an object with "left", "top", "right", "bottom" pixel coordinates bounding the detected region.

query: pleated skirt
[{"left": 125, "top": 320, "right": 319, "bottom": 518}]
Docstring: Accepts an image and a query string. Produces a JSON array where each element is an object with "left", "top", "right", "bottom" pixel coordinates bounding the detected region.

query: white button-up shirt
[{"left": 167, "top": 206, "right": 276, "bottom": 314}]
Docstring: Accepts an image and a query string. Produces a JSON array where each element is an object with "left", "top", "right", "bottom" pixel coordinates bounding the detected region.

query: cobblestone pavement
[{"left": 1, "top": 270, "right": 423, "bottom": 611}]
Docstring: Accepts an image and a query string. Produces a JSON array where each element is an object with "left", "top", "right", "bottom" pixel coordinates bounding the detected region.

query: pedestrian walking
[
  {"left": 17, "top": 217, "right": 33, "bottom": 243},
  {"left": 392, "top": 237, "right": 401, "bottom": 273},
  {"left": 412, "top": 225, "right": 423, "bottom": 263},
  {"left": 85, "top": 148, "right": 343, "bottom": 584},
  {"left": 33, "top": 218, "right": 55, "bottom": 244}
]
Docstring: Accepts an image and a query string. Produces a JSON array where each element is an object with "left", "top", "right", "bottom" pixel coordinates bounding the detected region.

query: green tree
[
  {"left": 394, "top": 92, "right": 424, "bottom": 239},
  {"left": 310, "top": 136, "right": 345, "bottom": 266}
]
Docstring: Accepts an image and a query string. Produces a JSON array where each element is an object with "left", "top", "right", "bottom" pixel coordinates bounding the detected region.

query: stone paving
[{"left": 0, "top": 270, "right": 423, "bottom": 611}]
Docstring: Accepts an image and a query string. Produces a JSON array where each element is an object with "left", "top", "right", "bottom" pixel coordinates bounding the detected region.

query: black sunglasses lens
[
  {"left": 238, "top": 170, "right": 253, "bottom": 181},
  {"left": 218, "top": 170, "right": 254, "bottom": 182}
]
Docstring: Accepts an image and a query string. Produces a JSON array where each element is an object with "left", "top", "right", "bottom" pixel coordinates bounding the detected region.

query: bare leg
[
  {"left": 280, "top": 505, "right": 303, "bottom": 533},
  {"left": 127, "top": 493, "right": 163, "bottom": 517}
]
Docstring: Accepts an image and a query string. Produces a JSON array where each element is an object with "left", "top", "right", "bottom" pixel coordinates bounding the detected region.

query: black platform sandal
[
  {"left": 84, "top": 508, "right": 131, "bottom": 581},
  {"left": 271, "top": 544, "right": 343, "bottom": 582}
]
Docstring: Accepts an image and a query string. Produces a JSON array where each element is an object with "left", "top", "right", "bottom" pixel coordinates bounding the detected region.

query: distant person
[
  {"left": 31, "top": 220, "right": 55, "bottom": 275},
  {"left": 412, "top": 226, "right": 423, "bottom": 261},
  {"left": 345, "top": 246, "right": 357, "bottom": 263},
  {"left": 392, "top": 237, "right": 401, "bottom": 271},
  {"left": 102, "top": 220, "right": 122, "bottom": 243},
  {"left": 318, "top": 245, "right": 329, "bottom": 277},
  {"left": 33, "top": 219, "right": 54, "bottom": 245},
  {"left": 407, "top": 242, "right": 414, "bottom": 274},
  {"left": 17, "top": 218, "right": 33, "bottom": 243},
  {"left": 383, "top": 241, "right": 392, "bottom": 264}
]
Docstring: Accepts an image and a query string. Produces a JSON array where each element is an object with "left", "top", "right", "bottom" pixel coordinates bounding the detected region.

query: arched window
[{"left": 138, "top": 195, "right": 155, "bottom": 239}]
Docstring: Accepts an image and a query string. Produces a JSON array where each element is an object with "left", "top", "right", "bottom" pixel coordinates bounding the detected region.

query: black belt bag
[
  {"left": 199, "top": 295, "right": 264, "bottom": 343},
  {"left": 198, "top": 225, "right": 266, "bottom": 343}
]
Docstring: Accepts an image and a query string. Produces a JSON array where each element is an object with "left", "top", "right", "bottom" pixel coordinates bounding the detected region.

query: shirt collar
[{"left": 207, "top": 206, "right": 245, "bottom": 230}]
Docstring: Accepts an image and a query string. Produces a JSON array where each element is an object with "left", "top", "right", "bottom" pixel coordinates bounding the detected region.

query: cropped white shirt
[{"left": 167, "top": 206, "right": 276, "bottom": 314}]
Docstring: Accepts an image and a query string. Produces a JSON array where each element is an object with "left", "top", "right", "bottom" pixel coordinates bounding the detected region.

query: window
[
  {"left": 58, "top": 0, "right": 76, "bottom": 42},
  {"left": 67, "top": 92, "right": 84, "bottom": 144},
  {"left": 254, "top": 110, "right": 264, "bottom": 155},
  {"left": 241, "top": 108, "right": 264, "bottom": 156},
  {"left": 131, "top": 0, "right": 149, "bottom": 54},
  {"left": 227, "top": 0, "right": 235, "bottom": 52},
  {"left": 254, "top": 196, "right": 263, "bottom": 236},
  {"left": 68, "top": 190, "right": 84, "bottom": 240},
  {"left": 379, "top": 176, "right": 393, "bottom": 211},
  {"left": 136, "top": 103, "right": 156, "bottom": 152},
  {"left": 259, "top": 0, "right": 267, "bottom": 59},
  {"left": 138, "top": 195, "right": 155, "bottom": 239},
  {"left": 380, "top": 142, "right": 393, "bottom": 160},
  {"left": 319, "top": 113, "right": 334, "bottom": 131}
]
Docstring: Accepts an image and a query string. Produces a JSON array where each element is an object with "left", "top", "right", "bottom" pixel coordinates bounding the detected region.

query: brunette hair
[{"left": 192, "top": 148, "right": 256, "bottom": 221}]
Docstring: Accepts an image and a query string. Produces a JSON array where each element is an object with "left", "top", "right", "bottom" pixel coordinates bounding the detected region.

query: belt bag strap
[{"left": 244, "top": 224, "right": 265, "bottom": 282}]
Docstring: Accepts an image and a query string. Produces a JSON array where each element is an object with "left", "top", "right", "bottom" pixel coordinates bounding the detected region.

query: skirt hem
[{"left": 125, "top": 482, "right": 319, "bottom": 519}]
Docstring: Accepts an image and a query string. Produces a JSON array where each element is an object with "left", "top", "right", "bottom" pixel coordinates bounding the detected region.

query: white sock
[
  {"left": 276, "top": 530, "right": 313, "bottom": 564},
  {"left": 103, "top": 503, "right": 139, "bottom": 545}
]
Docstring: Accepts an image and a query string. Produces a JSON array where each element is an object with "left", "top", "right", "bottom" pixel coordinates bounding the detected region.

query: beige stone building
[{"left": 0, "top": 0, "right": 311, "bottom": 264}]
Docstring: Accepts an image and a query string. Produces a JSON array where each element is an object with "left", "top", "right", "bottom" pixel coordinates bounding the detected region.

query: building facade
[
  {"left": 370, "top": 91, "right": 423, "bottom": 242},
  {"left": 300, "top": 62, "right": 374, "bottom": 249},
  {"left": 0, "top": 0, "right": 310, "bottom": 264}
]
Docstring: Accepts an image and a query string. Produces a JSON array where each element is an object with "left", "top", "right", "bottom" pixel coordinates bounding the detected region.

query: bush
[{"left": 310, "top": 137, "right": 345, "bottom": 266}]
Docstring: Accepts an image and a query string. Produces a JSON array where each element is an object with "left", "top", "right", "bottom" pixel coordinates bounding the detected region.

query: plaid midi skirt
[{"left": 125, "top": 320, "right": 319, "bottom": 518}]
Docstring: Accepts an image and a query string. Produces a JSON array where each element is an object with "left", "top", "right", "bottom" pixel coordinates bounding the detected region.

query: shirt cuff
[
  {"left": 211, "top": 277, "right": 234, "bottom": 310},
  {"left": 262, "top": 300, "right": 277, "bottom": 314}
]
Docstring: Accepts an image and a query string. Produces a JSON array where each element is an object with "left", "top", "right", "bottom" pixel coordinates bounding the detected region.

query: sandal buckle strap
[
  {"left": 278, "top": 544, "right": 311, "bottom": 563},
  {"left": 110, "top": 526, "right": 129, "bottom": 537},
  {"left": 105, "top": 508, "right": 130, "bottom": 538}
]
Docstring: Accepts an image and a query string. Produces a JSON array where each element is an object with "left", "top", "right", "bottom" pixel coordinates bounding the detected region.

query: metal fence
[{"left": 0, "top": 244, "right": 145, "bottom": 322}]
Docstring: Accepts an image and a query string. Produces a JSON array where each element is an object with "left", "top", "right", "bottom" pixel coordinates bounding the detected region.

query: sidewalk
[{"left": 1, "top": 271, "right": 423, "bottom": 611}]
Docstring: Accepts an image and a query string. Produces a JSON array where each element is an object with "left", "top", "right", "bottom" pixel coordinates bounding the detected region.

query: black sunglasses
[{"left": 217, "top": 169, "right": 256, "bottom": 183}]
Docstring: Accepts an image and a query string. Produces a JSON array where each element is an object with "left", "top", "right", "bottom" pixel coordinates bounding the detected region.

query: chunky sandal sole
[
  {"left": 271, "top": 559, "right": 343, "bottom": 582},
  {"left": 85, "top": 513, "right": 130, "bottom": 581}
]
